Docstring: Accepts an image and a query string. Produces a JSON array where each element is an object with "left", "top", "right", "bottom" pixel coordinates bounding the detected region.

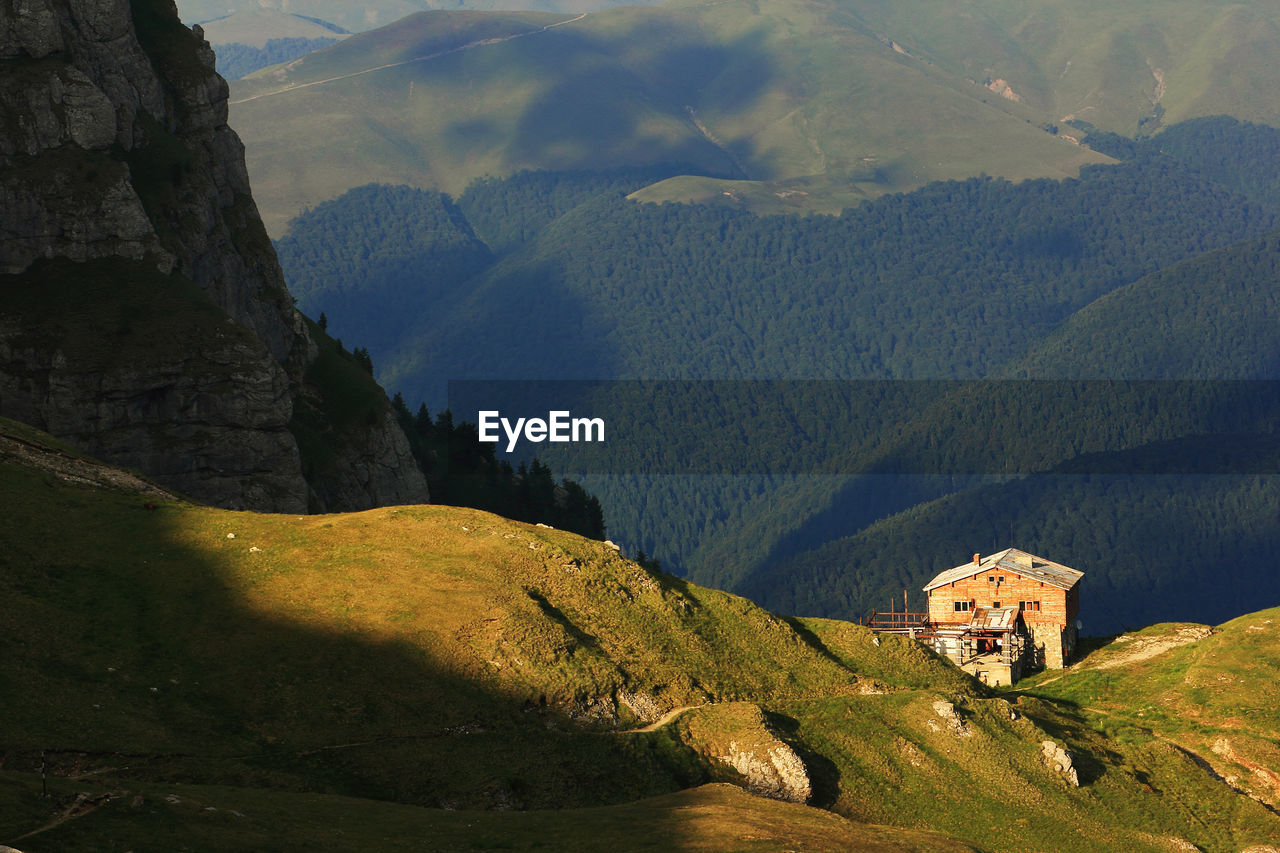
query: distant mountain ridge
[{"left": 229, "top": 0, "right": 1280, "bottom": 234}]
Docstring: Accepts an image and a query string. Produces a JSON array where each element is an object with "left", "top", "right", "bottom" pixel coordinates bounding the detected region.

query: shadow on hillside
[
  {"left": 0, "top": 475, "right": 707, "bottom": 824},
  {"left": 1007, "top": 695, "right": 1117, "bottom": 787},
  {"left": 490, "top": 28, "right": 776, "bottom": 178},
  {"left": 764, "top": 710, "right": 842, "bottom": 809}
]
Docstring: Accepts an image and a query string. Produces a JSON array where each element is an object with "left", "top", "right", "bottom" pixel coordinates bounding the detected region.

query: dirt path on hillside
[
  {"left": 230, "top": 13, "right": 588, "bottom": 105},
  {"left": 1034, "top": 626, "right": 1213, "bottom": 688},
  {"left": 1088, "top": 625, "right": 1213, "bottom": 671},
  {"left": 623, "top": 704, "right": 706, "bottom": 734},
  {"left": 12, "top": 791, "right": 119, "bottom": 843}
]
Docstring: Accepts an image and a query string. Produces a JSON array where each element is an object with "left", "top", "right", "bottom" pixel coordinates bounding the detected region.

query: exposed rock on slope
[
  {"left": 0, "top": 0, "right": 427, "bottom": 511},
  {"left": 682, "top": 703, "right": 813, "bottom": 804}
]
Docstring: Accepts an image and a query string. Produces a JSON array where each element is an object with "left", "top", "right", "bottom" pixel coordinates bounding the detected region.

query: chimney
[{"left": 973, "top": 553, "right": 980, "bottom": 566}]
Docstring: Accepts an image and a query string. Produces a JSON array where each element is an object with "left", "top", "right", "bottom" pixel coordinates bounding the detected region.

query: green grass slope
[
  {"left": 230, "top": 9, "right": 745, "bottom": 235},
  {"left": 1022, "top": 608, "right": 1280, "bottom": 812},
  {"left": 4, "top": 422, "right": 1279, "bottom": 849},
  {"left": 0, "top": 438, "right": 856, "bottom": 802}
]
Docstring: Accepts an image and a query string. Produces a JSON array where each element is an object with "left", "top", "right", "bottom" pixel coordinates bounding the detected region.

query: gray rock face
[
  {"left": 304, "top": 407, "right": 432, "bottom": 512},
  {"left": 718, "top": 737, "right": 812, "bottom": 804},
  {"left": 0, "top": 0, "right": 428, "bottom": 511},
  {"left": 0, "top": 0, "right": 65, "bottom": 59},
  {"left": 1041, "top": 740, "right": 1080, "bottom": 787},
  {"left": 0, "top": 318, "right": 308, "bottom": 510}
]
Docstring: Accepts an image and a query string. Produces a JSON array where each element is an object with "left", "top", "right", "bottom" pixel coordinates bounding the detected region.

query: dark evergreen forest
[
  {"left": 213, "top": 37, "right": 339, "bottom": 80},
  {"left": 275, "top": 117, "right": 1280, "bottom": 633}
]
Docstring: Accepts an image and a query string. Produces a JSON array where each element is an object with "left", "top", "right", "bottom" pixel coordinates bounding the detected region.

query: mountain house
[
  {"left": 923, "top": 548, "right": 1083, "bottom": 685},
  {"left": 868, "top": 548, "right": 1083, "bottom": 686}
]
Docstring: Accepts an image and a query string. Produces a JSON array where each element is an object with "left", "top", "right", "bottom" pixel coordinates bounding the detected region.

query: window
[
  {"left": 988, "top": 576, "right": 995, "bottom": 583},
  {"left": 992, "top": 601, "right": 1002, "bottom": 608},
  {"left": 954, "top": 600, "right": 972, "bottom": 612},
  {"left": 998, "top": 576, "right": 1005, "bottom": 583},
  {"left": 1019, "top": 601, "right": 1041, "bottom": 612}
]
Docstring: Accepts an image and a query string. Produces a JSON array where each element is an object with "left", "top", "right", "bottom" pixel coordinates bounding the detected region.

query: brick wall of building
[{"left": 926, "top": 565, "right": 1080, "bottom": 668}]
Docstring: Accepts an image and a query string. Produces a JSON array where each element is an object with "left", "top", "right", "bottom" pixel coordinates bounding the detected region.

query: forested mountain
[
  {"left": 274, "top": 116, "right": 1280, "bottom": 633},
  {"left": 278, "top": 184, "right": 494, "bottom": 359},
  {"left": 213, "top": 37, "right": 339, "bottom": 80},
  {"left": 387, "top": 156, "right": 1275, "bottom": 394},
  {"left": 281, "top": 134, "right": 1279, "bottom": 400}
]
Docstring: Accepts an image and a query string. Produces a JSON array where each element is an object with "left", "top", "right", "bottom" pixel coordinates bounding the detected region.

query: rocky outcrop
[
  {"left": 1041, "top": 740, "right": 1080, "bottom": 787},
  {"left": 617, "top": 690, "right": 663, "bottom": 724},
  {"left": 683, "top": 702, "right": 812, "bottom": 804},
  {"left": 0, "top": 0, "right": 427, "bottom": 511},
  {"left": 718, "top": 737, "right": 811, "bottom": 804},
  {"left": 0, "top": 287, "right": 308, "bottom": 509},
  {"left": 930, "top": 699, "right": 972, "bottom": 737},
  {"left": 302, "top": 407, "right": 432, "bottom": 511}
]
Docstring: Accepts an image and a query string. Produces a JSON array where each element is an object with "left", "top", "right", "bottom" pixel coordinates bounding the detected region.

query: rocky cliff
[{"left": 0, "top": 0, "right": 427, "bottom": 511}]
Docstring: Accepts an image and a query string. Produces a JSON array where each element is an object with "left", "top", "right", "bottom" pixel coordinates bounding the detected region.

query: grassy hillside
[
  {"left": 179, "top": 0, "right": 663, "bottom": 36},
  {"left": 3, "top": 421, "right": 1279, "bottom": 850},
  {"left": 0, "top": 779, "right": 976, "bottom": 852},
  {"left": 229, "top": 0, "right": 1280, "bottom": 235},
  {"left": 1023, "top": 608, "right": 1280, "bottom": 812}
]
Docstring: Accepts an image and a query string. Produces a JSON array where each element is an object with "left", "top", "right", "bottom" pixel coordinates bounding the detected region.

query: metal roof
[
  {"left": 923, "top": 548, "right": 1083, "bottom": 592},
  {"left": 967, "top": 605, "right": 1020, "bottom": 632}
]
